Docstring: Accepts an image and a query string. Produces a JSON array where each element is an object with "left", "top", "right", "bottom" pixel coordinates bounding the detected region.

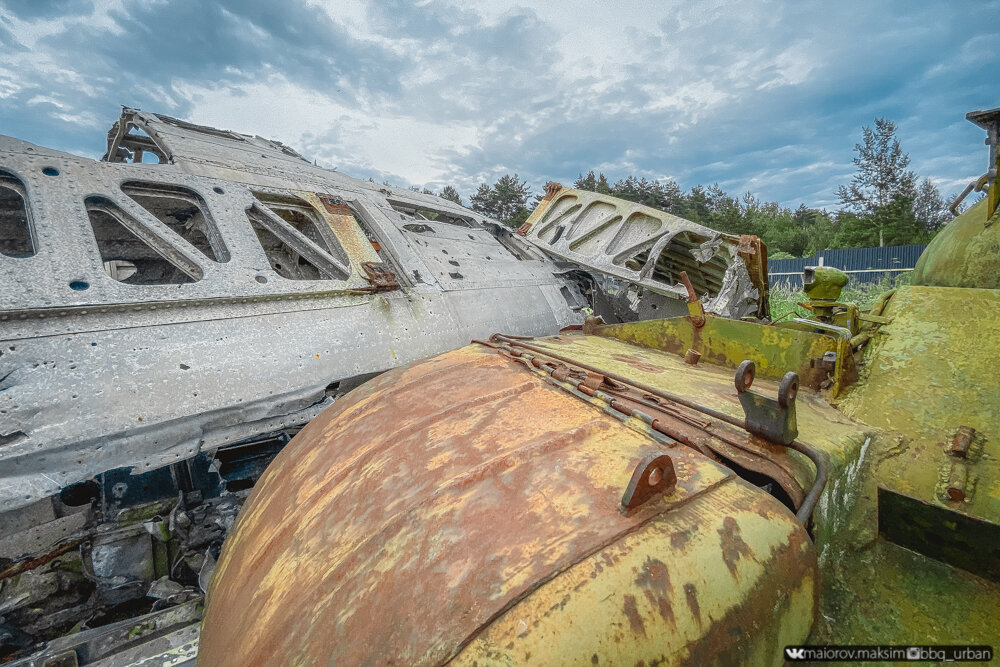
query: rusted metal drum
[{"left": 199, "top": 344, "right": 817, "bottom": 665}]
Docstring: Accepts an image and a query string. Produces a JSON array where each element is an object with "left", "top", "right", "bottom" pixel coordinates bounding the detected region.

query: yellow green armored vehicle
[{"left": 198, "top": 110, "right": 1000, "bottom": 664}]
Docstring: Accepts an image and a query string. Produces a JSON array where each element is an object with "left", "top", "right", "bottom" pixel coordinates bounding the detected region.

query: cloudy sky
[{"left": 1, "top": 0, "right": 997, "bottom": 209}]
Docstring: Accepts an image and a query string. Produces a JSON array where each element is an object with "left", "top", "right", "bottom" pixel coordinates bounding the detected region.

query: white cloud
[
  {"left": 174, "top": 74, "right": 480, "bottom": 186},
  {"left": 1, "top": 0, "right": 995, "bottom": 209},
  {"left": 0, "top": 68, "right": 24, "bottom": 99}
]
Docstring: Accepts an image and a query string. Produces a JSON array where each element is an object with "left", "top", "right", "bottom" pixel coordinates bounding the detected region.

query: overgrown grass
[{"left": 769, "top": 273, "right": 910, "bottom": 322}]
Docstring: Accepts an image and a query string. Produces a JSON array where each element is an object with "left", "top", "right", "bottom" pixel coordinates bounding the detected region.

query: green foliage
[
  {"left": 830, "top": 194, "right": 934, "bottom": 248},
  {"left": 829, "top": 210, "right": 876, "bottom": 248},
  {"left": 770, "top": 274, "right": 910, "bottom": 322},
  {"left": 574, "top": 171, "right": 596, "bottom": 191},
  {"left": 458, "top": 116, "right": 954, "bottom": 247},
  {"left": 439, "top": 185, "right": 462, "bottom": 206},
  {"left": 470, "top": 174, "right": 532, "bottom": 226},
  {"left": 469, "top": 183, "right": 494, "bottom": 215},
  {"left": 506, "top": 207, "right": 532, "bottom": 229},
  {"left": 493, "top": 174, "right": 532, "bottom": 221},
  {"left": 837, "top": 117, "right": 916, "bottom": 215},
  {"left": 835, "top": 117, "right": 951, "bottom": 246},
  {"left": 574, "top": 170, "right": 612, "bottom": 195},
  {"left": 913, "top": 178, "right": 950, "bottom": 231}
]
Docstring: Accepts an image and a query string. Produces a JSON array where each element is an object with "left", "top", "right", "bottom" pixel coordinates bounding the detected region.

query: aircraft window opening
[
  {"left": 0, "top": 171, "right": 34, "bottom": 258},
  {"left": 121, "top": 182, "right": 229, "bottom": 262},
  {"left": 245, "top": 194, "right": 349, "bottom": 281},
  {"left": 628, "top": 231, "right": 728, "bottom": 297},
  {"left": 246, "top": 211, "right": 324, "bottom": 280},
  {"left": 86, "top": 196, "right": 203, "bottom": 285},
  {"left": 387, "top": 199, "right": 477, "bottom": 228},
  {"left": 254, "top": 193, "right": 350, "bottom": 270},
  {"left": 109, "top": 124, "right": 168, "bottom": 164}
]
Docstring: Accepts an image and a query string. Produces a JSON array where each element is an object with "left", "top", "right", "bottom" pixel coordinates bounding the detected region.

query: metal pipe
[
  {"left": 788, "top": 319, "right": 852, "bottom": 341},
  {"left": 492, "top": 334, "right": 747, "bottom": 429},
  {"left": 949, "top": 173, "right": 988, "bottom": 215},
  {"left": 786, "top": 439, "right": 829, "bottom": 525},
  {"left": 678, "top": 270, "right": 698, "bottom": 303},
  {"left": 517, "top": 353, "right": 679, "bottom": 450}
]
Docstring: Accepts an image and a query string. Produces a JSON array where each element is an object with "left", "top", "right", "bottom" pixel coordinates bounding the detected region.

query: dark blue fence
[{"left": 767, "top": 244, "right": 927, "bottom": 290}]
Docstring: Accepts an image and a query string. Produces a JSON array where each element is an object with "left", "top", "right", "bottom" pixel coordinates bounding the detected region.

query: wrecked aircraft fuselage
[
  {"left": 0, "top": 109, "right": 765, "bottom": 663},
  {"left": 520, "top": 181, "right": 769, "bottom": 322}
]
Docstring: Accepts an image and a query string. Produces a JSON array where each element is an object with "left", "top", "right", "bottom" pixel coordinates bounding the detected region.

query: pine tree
[
  {"left": 836, "top": 117, "right": 917, "bottom": 246},
  {"left": 440, "top": 186, "right": 462, "bottom": 206},
  {"left": 492, "top": 174, "right": 532, "bottom": 223},
  {"left": 876, "top": 195, "right": 924, "bottom": 245},
  {"left": 912, "top": 178, "right": 950, "bottom": 231},
  {"left": 687, "top": 185, "right": 710, "bottom": 222},
  {"left": 660, "top": 181, "right": 684, "bottom": 214},
  {"left": 469, "top": 175, "right": 532, "bottom": 226},
  {"left": 611, "top": 176, "right": 641, "bottom": 203},
  {"left": 470, "top": 183, "right": 497, "bottom": 217},
  {"left": 574, "top": 171, "right": 598, "bottom": 191}
]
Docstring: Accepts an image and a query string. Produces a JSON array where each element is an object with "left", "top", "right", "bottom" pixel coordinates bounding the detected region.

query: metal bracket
[
  {"left": 967, "top": 107, "right": 1000, "bottom": 218},
  {"left": 947, "top": 426, "right": 982, "bottom": 460},
  {"left": 679, "top": 271, "right": 705, "bottom": 328},
  {"left": 734, "top": 360, "right": 799, "bottom": 445},
  {"left": 939, "top": 426, "right": 984, "bottom": 503},
  {"left": 620, "top": 453, "right": 677, "bottom": 514},
  {"left": 319, "top": 196, "right": 354, "bottom": 217},
  {"left": 360, "top": 262, "right": 399, "bottom": 292}
]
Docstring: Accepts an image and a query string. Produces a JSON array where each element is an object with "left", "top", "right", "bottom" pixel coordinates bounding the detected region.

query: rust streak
[
  {"left": 623, "top": 594, "right": 647, "bottom": 637},
  {"left": 717, "top": 516, "right": 754, "bottom": 578},
  {"left": 0, "top": 540, "right": 82, "bottom": 581},
  {"left": 635, "top": 557, "right": 676, "bottom": 629},
  {"left": 679, "top": 524, "right": 815, "bottom": 667},
  {"left": 684, "top": 583, "right": 702, "bottom": 626}
]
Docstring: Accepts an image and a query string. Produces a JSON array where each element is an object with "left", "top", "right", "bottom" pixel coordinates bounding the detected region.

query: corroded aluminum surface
[
  {"left": 0, "top": 110, "right": 582, "bottom": 512},
  {"left": 200, "top": 344, "right": 816, "bottom": 666}
]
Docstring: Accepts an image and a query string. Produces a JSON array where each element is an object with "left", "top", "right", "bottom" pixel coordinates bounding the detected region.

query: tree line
[{"left": 431, "top": 118, "right": 965, "bottom": 257}]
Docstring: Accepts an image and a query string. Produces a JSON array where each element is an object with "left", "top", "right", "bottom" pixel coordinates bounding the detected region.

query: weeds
[{"left": 768, "top": 273, "right": 910, "bottom": 322}]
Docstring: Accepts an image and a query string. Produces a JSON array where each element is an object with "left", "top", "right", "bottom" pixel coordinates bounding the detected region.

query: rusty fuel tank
[{"left": 199, "top": 344, "right": 816, "bottom": 665}]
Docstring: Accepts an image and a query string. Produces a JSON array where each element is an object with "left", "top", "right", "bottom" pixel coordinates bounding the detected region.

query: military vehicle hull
[{"left": 201, "top": 108, "right": 1000, "bottom": 664}]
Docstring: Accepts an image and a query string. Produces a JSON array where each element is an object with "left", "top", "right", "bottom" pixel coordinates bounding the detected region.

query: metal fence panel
[{"left": 768, "top": 244, "right": 926, "bottom": 290}]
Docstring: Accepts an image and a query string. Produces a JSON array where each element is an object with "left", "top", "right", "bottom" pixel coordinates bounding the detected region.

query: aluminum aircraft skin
[{"left": 0, "top": 109, "right": 762, "bottom": 664}]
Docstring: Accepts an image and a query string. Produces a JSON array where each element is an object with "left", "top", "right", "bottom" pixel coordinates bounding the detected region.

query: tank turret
[{"left": 913, "top": 107, "right": 1000, "bottom": 289}]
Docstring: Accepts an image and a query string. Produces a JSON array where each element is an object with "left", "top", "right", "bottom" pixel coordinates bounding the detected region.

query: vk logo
[{"left": 785, "top": 647, "right": 807, "bottom": 660}]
